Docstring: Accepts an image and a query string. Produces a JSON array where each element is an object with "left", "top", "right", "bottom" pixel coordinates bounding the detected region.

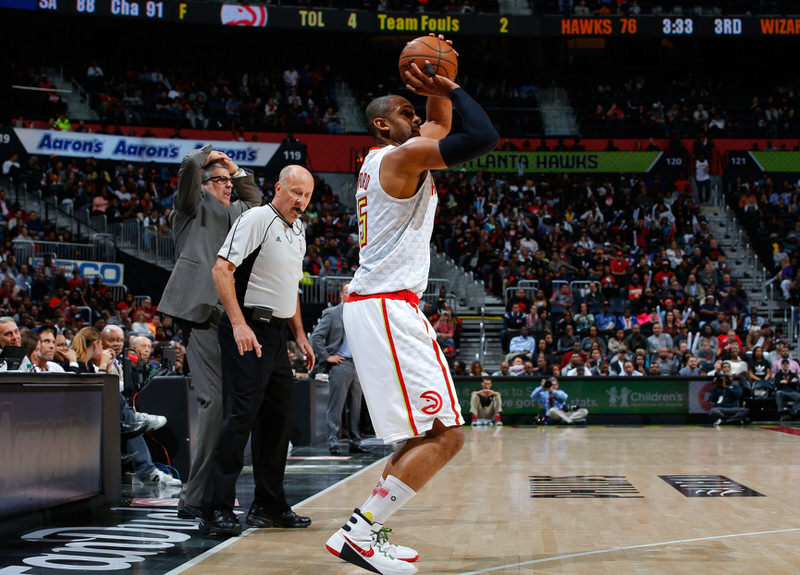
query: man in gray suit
[
  {"left": 311, "top": 282, "right": 368, "bottom": 455},
  {"left": 158, "top": 145, "right": 261, "bottom": 518}
]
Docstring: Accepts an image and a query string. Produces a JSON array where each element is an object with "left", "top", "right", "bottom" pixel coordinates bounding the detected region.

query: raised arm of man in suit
[
  {"left": 174, "top": 145, "right": 212, "bottom": 215},
  {"left": 230, "top": 160, "right": 261, "bottom": 208},
  {"left": 174, "top": 145, "right": 261, "bottom": 215}
]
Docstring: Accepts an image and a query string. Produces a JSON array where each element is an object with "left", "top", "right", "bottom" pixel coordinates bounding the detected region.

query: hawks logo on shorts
[{"left": 420, "top": 391, "right": 443, "bottom": 415}]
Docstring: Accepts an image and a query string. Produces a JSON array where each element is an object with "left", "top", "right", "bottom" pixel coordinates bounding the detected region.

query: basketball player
[{"left": 325, "top": 56, "right": 498, "bottom": 574}]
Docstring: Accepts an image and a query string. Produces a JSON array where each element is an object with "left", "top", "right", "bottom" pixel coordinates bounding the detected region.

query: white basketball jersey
[{"left": 348, "top": 145, "right": 437, "bottom": 298}]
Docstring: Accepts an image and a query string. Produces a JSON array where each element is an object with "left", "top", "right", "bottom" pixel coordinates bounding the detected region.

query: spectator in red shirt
[
  {"left": 67, "top": 268, "right": 83, "bottom": 290},
  {"left": 717, "top": 327, "right": 742, "bottom": 356},
  {"left": 610, "top": 251, "right": 628, "bottom": 277},
  {"left": 653, "top": 259, "right": 675, "bottom": 289},
  {"left": 116, "top": 292, "right": 136, "bottom": 312},
  {"left": 561, "top": 341, "right": 587, "bottom": 369},
  {"left": 47, "top": 288, "right": 69, "bottom": 315},
  {"left": 134, "top": 296, "right": 158, "bottom": 321}
]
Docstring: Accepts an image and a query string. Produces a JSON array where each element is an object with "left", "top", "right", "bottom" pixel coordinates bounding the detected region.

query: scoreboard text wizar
[{"left": 20, "top": 1, "right": 800, "bottom": 36}]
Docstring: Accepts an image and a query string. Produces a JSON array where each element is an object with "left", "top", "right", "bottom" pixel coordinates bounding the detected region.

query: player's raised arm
[
  {"left": 378, "top": 65, "right": 498, "bottom": 198},
  {"left": 419, "top": 71, "right": 453, "bottom": 140}
]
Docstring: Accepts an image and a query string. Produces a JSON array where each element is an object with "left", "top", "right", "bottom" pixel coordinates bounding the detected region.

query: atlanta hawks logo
[
  {"left": 220, "top": 4, "right": 268, "bottom": 26},
  {"left": 420, "top": 391, "right": 443, "bottom": 415}
]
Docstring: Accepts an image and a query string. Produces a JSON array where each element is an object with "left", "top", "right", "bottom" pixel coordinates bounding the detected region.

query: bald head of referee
[{"left": 273, "top": 165, "right": 314, "bottom": 223}]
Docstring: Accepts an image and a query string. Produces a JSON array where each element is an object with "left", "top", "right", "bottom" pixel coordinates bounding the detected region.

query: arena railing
[
  {"left": 504, "top": 279, "right": 609, "bottom": 311},
  {"left": 298, "top": 275, "right": 455, "bottom": 310},
  {"left": 8, "top": 182, "right": 112, "bottom": 245},
  {"left": 478, "top": 306, "right": 487, "bottom": 366},
  {"left": 11, "top": 237, "right": 115, "bottom": 264},
  {"left": 465, "top": 275, "right": 485, "bottom": 312},
  {"left": 299, "top": 275, "right": 352, "bottom": 306},
  {"left": 428, "top": 248, "right": 484, "bottom": 313},
  {"left": 426, "top": 278, "right": 449, "bottom": 301},
  {"left": 107, "top": 284, "right": 127, "bottom": 302}
]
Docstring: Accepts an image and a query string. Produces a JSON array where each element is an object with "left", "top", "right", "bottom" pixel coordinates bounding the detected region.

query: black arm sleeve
[{"left": 438, "top": 88, "right": 500, "bottom": 168}]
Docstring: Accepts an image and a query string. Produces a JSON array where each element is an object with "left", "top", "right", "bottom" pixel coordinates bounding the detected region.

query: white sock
[
  {"left": 362, "top": 474, "right": 416, "bottom": 526},
  {"left": 359, "top": 476, "right": 385, "bottom": 511}
]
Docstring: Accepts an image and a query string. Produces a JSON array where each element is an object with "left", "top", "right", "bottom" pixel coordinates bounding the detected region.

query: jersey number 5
[{"left": 357, "top": 196, "right": 367, "bottom": 248}]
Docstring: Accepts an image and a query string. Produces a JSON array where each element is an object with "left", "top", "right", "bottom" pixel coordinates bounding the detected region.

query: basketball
[{"left": 398, "top": 35, "right": 458, "bottom": 82}]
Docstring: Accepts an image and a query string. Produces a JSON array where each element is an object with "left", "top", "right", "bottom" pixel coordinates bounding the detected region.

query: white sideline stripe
[
  {"left": 457, "top": 527, "right": 800, "bottom": 575},
  {"left": 162, "top": 528, "right": 256, "bottom": 575},
  {"left": 163, "top": 455, "right": 389, "bottom": 575}
]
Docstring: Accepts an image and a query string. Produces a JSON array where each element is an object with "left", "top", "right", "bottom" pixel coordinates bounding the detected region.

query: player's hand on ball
[
  {"left": 399, "top": 34, "right": 458, "bottom": 83},
  {"left": 429, "top": 33, "right": 459, "bottom": 57},
  {"left": 404, "top": 62, "right": 458, "bottom": 98}
]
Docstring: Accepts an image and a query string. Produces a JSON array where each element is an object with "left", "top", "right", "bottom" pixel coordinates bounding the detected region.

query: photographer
[
  {"left": 774, "top": 359, "right": 800, "bottom": 421},
  {"left": 530, "top": 377, "right": 588, "bottom": 425},
  {"left": 149, "top": 340, "right": 184, "bottom": 377},
  {"left": 708, "top": 373, "right": 750, "bottom": 426}
]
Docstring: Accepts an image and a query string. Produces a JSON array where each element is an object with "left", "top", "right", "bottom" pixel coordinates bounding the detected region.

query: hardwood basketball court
[{"left": 171, "top": 426, "right": 800, "bottom": 575}]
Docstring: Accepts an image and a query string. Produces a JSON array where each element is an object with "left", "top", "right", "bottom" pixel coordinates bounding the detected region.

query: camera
[
  {"left": 713, "top": 374, "right": 731, "bottom": 387},
  {"left": 543, "top": 379, "right": 552, "bottom": 389}
]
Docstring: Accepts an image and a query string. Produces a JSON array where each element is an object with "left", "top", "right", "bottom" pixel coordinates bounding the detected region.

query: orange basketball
[{"left": 398, "top": 36, "right": 458, "bottom": 81}]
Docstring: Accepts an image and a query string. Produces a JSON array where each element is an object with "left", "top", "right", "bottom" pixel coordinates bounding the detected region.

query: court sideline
[{"left": 170, "top": 425, "right": 800, "bottom": 575}]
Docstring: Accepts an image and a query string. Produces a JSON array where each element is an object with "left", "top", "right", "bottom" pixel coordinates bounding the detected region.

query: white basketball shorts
[{"left": 343, "top": 291, "right": 463, "bottom": 444}]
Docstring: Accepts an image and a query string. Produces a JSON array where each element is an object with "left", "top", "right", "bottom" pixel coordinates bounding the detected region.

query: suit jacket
[
  {"left": 158, "top": 145, "right": 261, "bottom": 323},
  {"left": 311, "top": 303, "right": 346, "bottom": 365}
]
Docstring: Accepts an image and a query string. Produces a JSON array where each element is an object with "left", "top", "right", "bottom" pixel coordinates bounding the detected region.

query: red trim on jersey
[
  {"left": 381, "top": 298, "right": 419, "bottom": 436},
  {"left": 430, "top": 334, "right": 462, "bottom": 426},
  {"left": 348, "top": 290, "right": 420, "bottom": 306}
]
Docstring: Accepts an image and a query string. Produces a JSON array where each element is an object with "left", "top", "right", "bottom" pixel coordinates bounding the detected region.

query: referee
[{"left": 201, "top": 164, "right": 316, "bottom": 536}]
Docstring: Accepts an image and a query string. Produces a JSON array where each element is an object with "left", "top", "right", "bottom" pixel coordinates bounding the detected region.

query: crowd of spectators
[
  {"left": 493, "top": 273, "right": 800, "bottom": 419},
  {"left": 3, "top": 148, "right": 350, "bottom": 271},
  {"left": 573, "top": 74, "right": 800, "bottom": 139},
  {"left": 86, "top": 62, "right": 340, "bottom": 134},
  {"left": 11, "top": 62, "right": 343, "bottom": 135},
  {"left": 726, "top": 174, "right": 800, "bottom": 307},
  {"left": 4, "top": 141, "right": 800, "bottom": 427},
  {"left": 5, "top": 141, "right": 799, "bottom": 378},
  {"left": 15, "top": 50, "right": 800, "bottom": 144},
  {"left": 432, "top": 169, "right": 702, "bottom": 295},
  {"left": 0, "top": 243, "right": 183, "bottom": 356},
  {"left": 0, "top": 150, "right": 356, "bottom": 327},
  {"left": 427, "top": 163, "right": 796, "bottom": 410}
]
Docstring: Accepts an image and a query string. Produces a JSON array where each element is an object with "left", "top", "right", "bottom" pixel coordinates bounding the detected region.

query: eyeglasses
[{"left": 206, "top": 176, "right": 233, "bottom": 185}]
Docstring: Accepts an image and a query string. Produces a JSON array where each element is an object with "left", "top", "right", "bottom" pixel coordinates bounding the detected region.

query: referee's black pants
[{"left": 205, "top": 313, "right": 294, "bottom": 514}]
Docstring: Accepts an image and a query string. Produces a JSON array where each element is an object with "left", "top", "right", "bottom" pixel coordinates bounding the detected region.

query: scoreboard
[
  {"left": 5, "top": 0, "right": 800, "bottom": 36},
  {"left": 553, "top": 15, "right": 800, "bottom": 36}
]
